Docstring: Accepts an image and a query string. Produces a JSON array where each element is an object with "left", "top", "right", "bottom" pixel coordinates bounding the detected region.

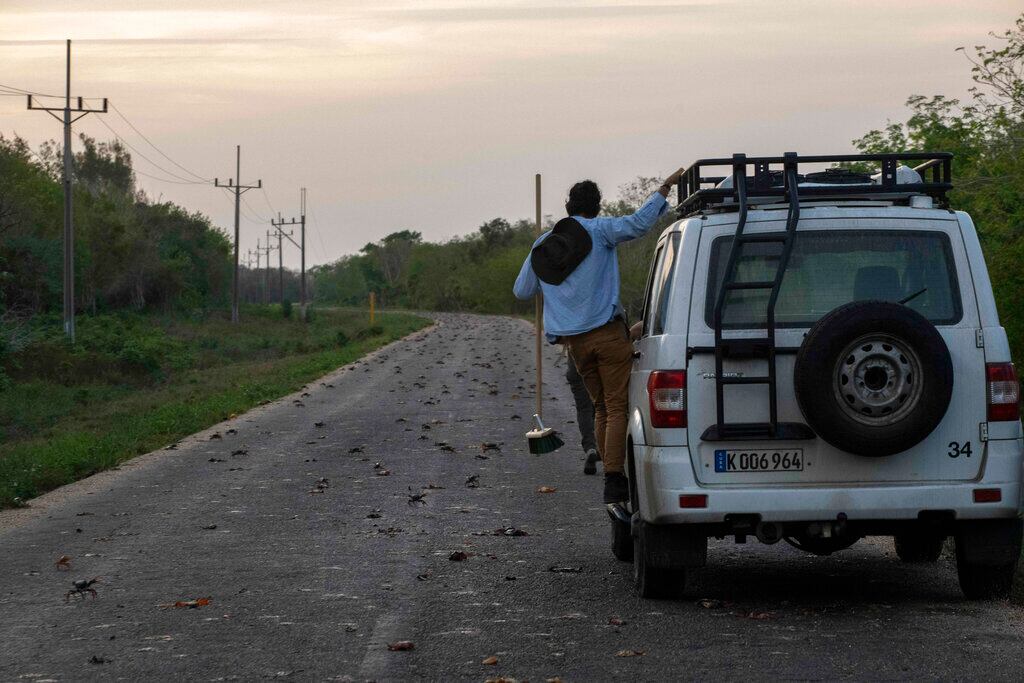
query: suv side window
[
  {"left": 641, "top": 244, "right": 666, "bottom": 337},
  {"left": 652, "top": 233, "right": 682, "bottom": 335}
]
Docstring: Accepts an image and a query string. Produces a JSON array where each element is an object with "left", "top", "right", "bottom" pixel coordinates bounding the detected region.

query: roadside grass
[{"left": 0, "top": 307, "right": 429, "bottom": 508}]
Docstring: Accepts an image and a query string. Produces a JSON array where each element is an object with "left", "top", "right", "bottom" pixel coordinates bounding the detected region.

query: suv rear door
[{"left": 685, "top": 212, "right": 988, "bottom": 485}]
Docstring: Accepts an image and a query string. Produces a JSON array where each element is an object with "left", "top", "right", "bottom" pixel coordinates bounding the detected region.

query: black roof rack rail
[{"left": 676, "top": 151, "right": 953, "bottom": 215}]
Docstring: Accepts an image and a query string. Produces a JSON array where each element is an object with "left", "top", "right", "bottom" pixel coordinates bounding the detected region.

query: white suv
[{"left": 616, "top": 152, "right": 1023, "bottom": 600}]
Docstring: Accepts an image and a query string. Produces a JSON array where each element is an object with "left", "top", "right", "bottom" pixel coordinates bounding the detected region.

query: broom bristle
[{"left": 527, "top": 428, "right": 564, "bottom": 455}]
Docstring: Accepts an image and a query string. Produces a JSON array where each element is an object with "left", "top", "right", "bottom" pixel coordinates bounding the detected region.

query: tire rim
[{"left": 832, "top": 333, "right": 923, "bottom": 426}]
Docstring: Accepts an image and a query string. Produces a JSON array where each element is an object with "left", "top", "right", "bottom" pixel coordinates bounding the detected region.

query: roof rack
[{"left": 676, "top": 151, "right": 952, "bottom": 215}]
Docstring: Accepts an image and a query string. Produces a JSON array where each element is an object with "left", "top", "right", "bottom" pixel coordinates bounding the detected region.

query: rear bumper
[{"left": 637, "top": 439, "right": 1024, "bottom": 524}]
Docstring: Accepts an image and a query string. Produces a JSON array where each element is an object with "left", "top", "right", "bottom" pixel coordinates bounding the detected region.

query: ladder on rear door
[{"left": 704, "top": 152, "right": 814, "bottom": 441}]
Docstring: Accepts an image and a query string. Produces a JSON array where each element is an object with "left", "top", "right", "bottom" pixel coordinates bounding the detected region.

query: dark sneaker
[
  {"left": 603, "top": 472, "right": 629, "bottom": 504},
  {"left": 583, "top": 448, "right": 600, "bottom": 475}
]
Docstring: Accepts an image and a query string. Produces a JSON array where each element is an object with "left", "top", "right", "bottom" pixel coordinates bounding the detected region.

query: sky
[{"left": 1, "top": 0, "right": 1021, "bottom": 268}]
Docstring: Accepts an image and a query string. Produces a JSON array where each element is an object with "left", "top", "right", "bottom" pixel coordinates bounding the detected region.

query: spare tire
[{"left": 794, "top": 300, "right": 953, "bottom": 456}]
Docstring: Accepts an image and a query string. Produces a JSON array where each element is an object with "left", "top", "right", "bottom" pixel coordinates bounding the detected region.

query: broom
[
  {"left": 525, "top": 173, "right": 564, "bottom": 456},
  {"left": 527, "top": 414, "right": 564, "bottom": 455}
]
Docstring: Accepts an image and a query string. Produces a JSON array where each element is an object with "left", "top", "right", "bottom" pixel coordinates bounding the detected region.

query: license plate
[{"left": 714, "top": 449, "right": 804, "bottom": 473}]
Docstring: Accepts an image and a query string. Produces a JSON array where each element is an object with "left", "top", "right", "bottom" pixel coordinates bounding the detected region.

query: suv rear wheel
[
  {"left": 894, "top": 532, "right": 944, "bottom": 563},
  {"left": 633, "top": 521, "right": 685, "bottom": 599},
  {"left": 954, "top": 519, "right": 1022, "bottom": 600}
]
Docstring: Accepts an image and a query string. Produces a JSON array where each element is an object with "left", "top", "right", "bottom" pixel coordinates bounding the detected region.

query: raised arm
[{"left": 593, "top": 168, "right": 685, "bottom": 246}]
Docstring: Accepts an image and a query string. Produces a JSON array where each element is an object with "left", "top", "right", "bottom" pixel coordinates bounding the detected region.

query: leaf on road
[
  {"left": 481, "top": 655, "right": 499, "bottom": 665},
  {"left": 159, "top": 597, "right": 211, "bottom": 609},
  {"left": 387, "top": 640, "right": 415, "bottom": 651},
  {"left": 537, "top": 486, "right": 557, "bottom": 494},
  {"left": 615, "top": 649, "right": 645, "bottom": 658},
  {"left": 608, "top": 617, "right": 626, "bottom": 626},
  {"left": 465, "top": 475, "right": 480, "bottom": 488},
  {"left": 547, "top": 566, "right": 582, "bottom": 574},
  {"left": 739, "top": 610, "right": 775, "bottom": 620},
  {"left": 448, "top": 551, "right": 470, "bottom": 561},
  {"left": 55, "top": 555, "right": 71, "bottom": 571},
  {"left": 496, "top": 527, "right": 529, "bottom": 537},
  {"left": 698, "top": 598, "right": 724, "bottom": 609},
  {"left": 480, "top": 442, "right": 501, "bottom": 452},
  {"left": 348, "top": 446, "right": 364, "bottom": 453},
  {"left": 425, "top": 483, "right": 445, "bottom": 490}
]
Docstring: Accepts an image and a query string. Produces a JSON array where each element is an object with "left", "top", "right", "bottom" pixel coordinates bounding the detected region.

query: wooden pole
[
  {"left": 369, "top": 291, "right": 376, "bottom": 325},
  {"left": 535, "top": 173, "right": 543, "bottom": 419}
]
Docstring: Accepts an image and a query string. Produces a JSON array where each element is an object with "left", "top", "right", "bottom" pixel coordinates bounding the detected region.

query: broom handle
[{"left": 534, "top": 173, "right": 543, "bottom": 420}]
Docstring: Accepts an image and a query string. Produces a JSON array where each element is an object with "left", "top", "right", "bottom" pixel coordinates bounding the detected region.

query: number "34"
[{"left": 948, "top": 441, "right": 973, "bottom": 458}]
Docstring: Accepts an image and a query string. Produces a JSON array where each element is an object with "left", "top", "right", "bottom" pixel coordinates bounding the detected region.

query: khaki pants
[{"left": 565, "top": 319, "right": 632, "bottom": 474}]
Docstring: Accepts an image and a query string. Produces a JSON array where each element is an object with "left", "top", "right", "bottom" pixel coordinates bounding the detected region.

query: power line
[
  {"left": 0, "top": 82, "right": 61, "bottom": 97},
  {"left": 308, "top": 205, "right": 329, "bottom": 260},
  {"left": 219, "top": 187, "right": 265, "bottom": 225},
  {"left": 91, "top": 114, "right": 209, "bottom": 185},
  {"left": 260, "top": 186, "right": 277, "bottom": 217},
  {"left": 134, "top": 167, "right": 208, "bottom": 185},
  {"left": 108, "top": 101, "right": 212, "bottom": 183},
  {"left": 241, "top": 194, "right": 269, "bottom": 222}
]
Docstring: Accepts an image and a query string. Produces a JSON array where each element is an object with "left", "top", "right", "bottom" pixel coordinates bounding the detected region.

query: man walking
[
  {"left": 513, "top": 170, "right": 683, "bottom": 503},
  {"left": 565, "top": 358, "right": 601, "bottom": 475}
]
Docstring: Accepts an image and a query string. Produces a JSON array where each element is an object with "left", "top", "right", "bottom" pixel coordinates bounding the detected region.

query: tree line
[
  {"left": 0, "top": 134, "right": 232, "bottom": 316},
  {"left": 311, "top": 175, "right": 674, "bottom": 322}
]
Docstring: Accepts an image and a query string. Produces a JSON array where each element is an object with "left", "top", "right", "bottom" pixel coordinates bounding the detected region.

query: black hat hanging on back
[{"left": 530, "top": 217, "right": 592, "bottom": 285}]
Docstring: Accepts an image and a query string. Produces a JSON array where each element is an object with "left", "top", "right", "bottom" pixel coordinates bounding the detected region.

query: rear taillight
[
  {"left": 648, "top": 370, "right": 686, "bottom": 428},
  {"left": 986, "top": 362, "right": 1020, "bottom": 422}
]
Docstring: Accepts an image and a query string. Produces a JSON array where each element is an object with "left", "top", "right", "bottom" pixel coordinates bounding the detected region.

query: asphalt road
[{"left": 2, "top": 313, "right": 1023, "bottom": 682}]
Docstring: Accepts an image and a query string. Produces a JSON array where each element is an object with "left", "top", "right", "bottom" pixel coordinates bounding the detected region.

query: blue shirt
[{"left": 513, "top": 191, "right": 669, "bottom": 339}]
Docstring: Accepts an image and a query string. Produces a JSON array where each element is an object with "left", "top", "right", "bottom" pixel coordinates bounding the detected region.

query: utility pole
[
  {"left": 27, "top": 39, "right": 107, "bottom": 343},
  {"left": 215, "top": 146, "right": 261, "bottom": 323},
  {"left": 262, "top": 230, "right": 278, "bottom": 305},
  {"left": 258, "top": 240, "right": 266, "bottom": 305},
  {"left": 245, "top": 248, "right": 256, "bottom": 302},
  {"left": 276, "top": 219, "right": 285, "bottom": 303},
  {"left": 271, "top": 187, "right": 307, "bottom": 314}
]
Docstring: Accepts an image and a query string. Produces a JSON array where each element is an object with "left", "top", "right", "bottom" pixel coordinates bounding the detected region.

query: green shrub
[
  {"left": 355, "top": 325, "right": 384, "bottom": 340},
  {"left": 334, "top": 330, "right": 350, "bottom": 347},
  {"left": 282, "top": 299, "right": 293, "bottom": 319}
]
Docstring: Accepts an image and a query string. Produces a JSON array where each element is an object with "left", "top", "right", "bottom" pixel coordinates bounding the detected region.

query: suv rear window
[{"left": 705, "top": 230, "right": 962, "bottom": 329}]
